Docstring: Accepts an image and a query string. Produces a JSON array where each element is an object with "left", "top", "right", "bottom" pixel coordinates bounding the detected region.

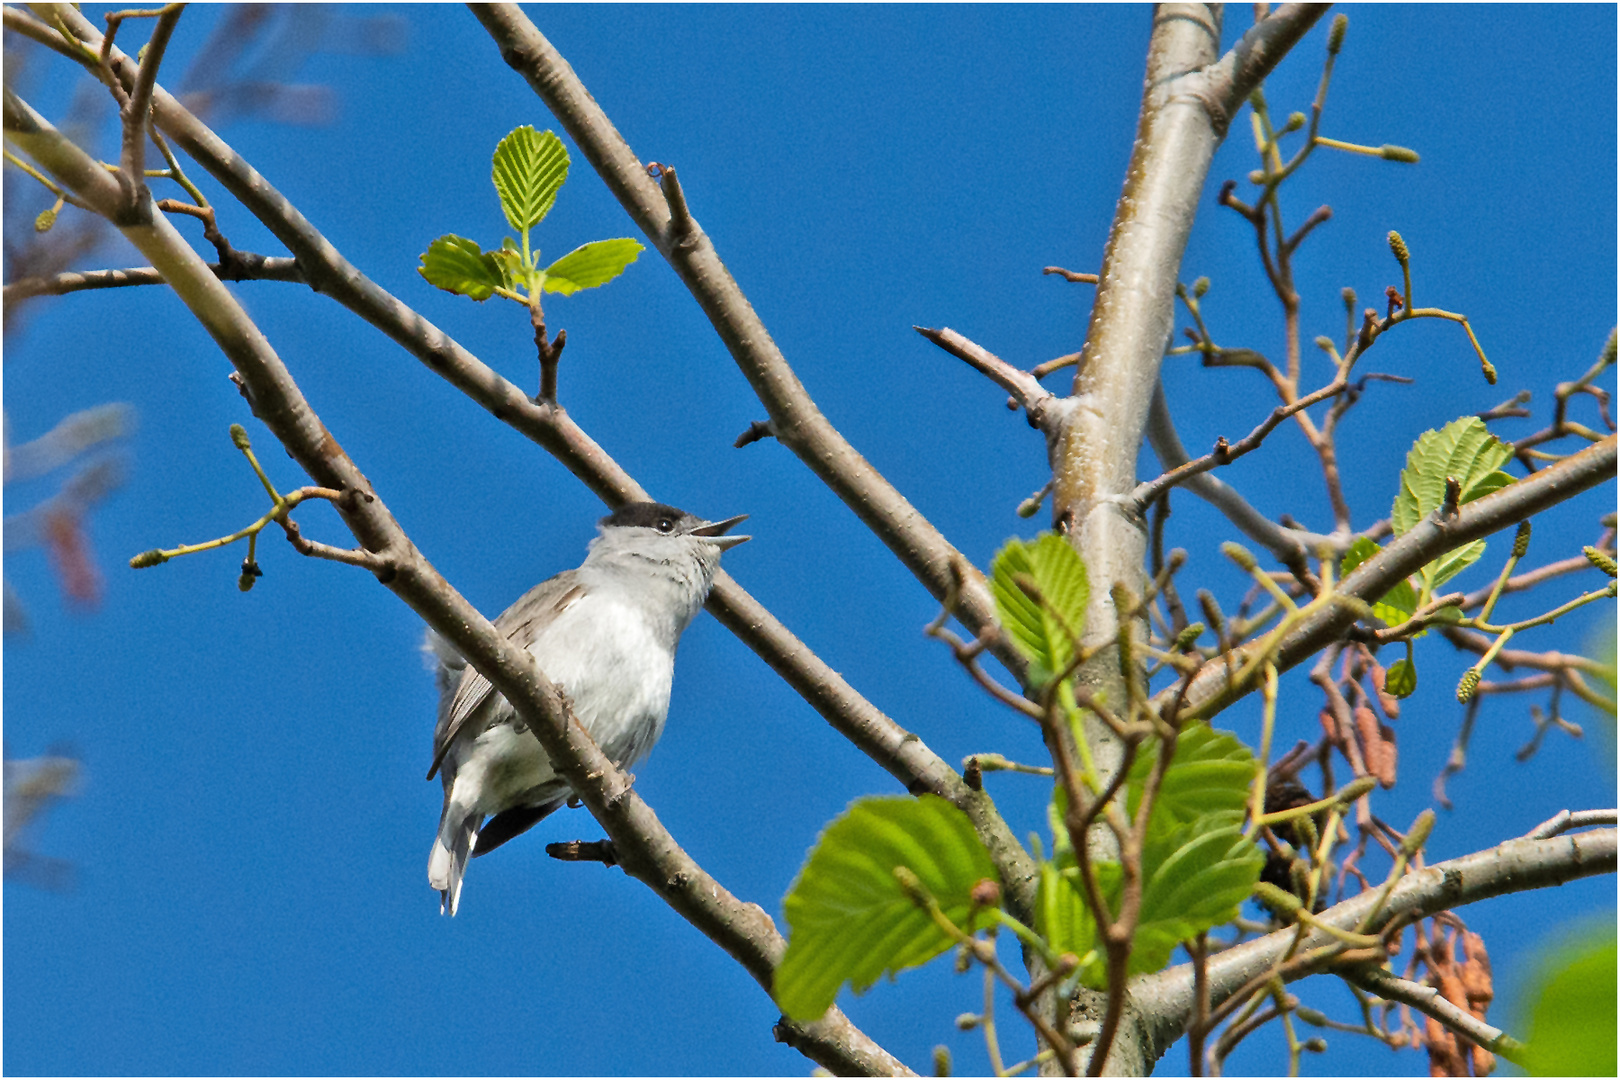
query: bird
[{"left": 424, "top": 501, "right": 749, "bottom": 915}]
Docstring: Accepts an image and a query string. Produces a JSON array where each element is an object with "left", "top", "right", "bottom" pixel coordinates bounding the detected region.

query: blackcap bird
[{"left": 425, "top": 501, "right": 749, "bottom": 915}]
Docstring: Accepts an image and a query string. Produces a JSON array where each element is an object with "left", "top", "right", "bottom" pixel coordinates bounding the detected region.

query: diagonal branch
[
  {"left": 468, "top": 3, "right": 1024, "bottom": 681},
  {"left": 1159, "top": 435, "right": 1617, "bottom": 721},
  {"left": 3, "top": 81, "right": 907, "bottom": 1078},
  {"left": 1130, "top": 826, "right": 1616, "bottom": 1063}
]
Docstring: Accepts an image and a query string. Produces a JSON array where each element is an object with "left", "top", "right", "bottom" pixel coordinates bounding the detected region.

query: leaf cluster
[{"left": 418, "top": 126, "right": 643, "bottom": 304}]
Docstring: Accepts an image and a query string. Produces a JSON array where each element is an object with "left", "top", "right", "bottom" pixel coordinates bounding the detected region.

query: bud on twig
[
  {"left": 1583, "top": 545, "right": 1617, "bottom": 577},
  {"left": 1387, "top": 230, "right": 1410, "bottom": 267},
  {"left": 1192, "top": 276, "right": 1210, "bottom": 299},
  {"left": 1512, "top": 520, "right": 1532, "bottom": 558},
  {"left": 1379, "top": 145, "right": 1421, "bottom": 163},
  {"left": 1401, "top": 809, "right": 1436, "bottom": 856},
  {"left": 1455, "top": 668, "right": 1481, "bottom": 703},
  {"left": 1327, "top": 13, "right": 1348, "bottom": 55},
  {"left": 130, "top": 549, "right": 169, "bottom": 569},
  {"left": 1220, "top": 541, "right": 1259, "bottom": 573},
  {"left": 1174, "top": 622, "right": 1206, "bottom": 651},
  {"left": 230, "top": 423, "right": 252, "bottom": 450}
]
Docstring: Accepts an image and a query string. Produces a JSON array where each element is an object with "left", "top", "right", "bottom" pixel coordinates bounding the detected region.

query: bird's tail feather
[{"left": 428, "top": 797, "right": 481, "bottom": 917}]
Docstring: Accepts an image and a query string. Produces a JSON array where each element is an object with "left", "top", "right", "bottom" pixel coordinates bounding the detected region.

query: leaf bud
[
  {"left": 1303, "top": 1038, "right": 1329, "bottom": 1054},
  {"left": 1327, "top": 13, "right": 1348, "bottom": 55},
  {"left": 932, "top": 1046, "right": 951, "bottom": 1078},
  {"left": 1295, "top": 1006, "right": 1329, "bottom": 1027},
  {"left": 1248, "top": 169, "right": 1266, "bottom": 185},
  {"left": 1512, "top": 521, "right": 1532, "bottom": 559},
  {"left": 1284, "top": 112, "right": 1307, "bottom": 133},
  {"left": 1386, "top": 230, "right": 1410, "bottom": 266},
  {"left": 129, "top": 549, "right": 169, "bottom": 569},
  {"left": 1379, "top": 145, "right": 1421, "bottom": 164},
  {"left": 1583, "top": 545, "right": 1617, "bottom": 577},
  {"left": 1192, "top": 276, "right": 1211, "bottom": 298},
  {"left": 1603, "top": 329, "right": 1617, "bottom": 368},
  {"left": 34, "top": 206, "right": 58, "bottom": 233},
  {"left": 954, "top": 1013, "right": 981, "bottom": 1031},
  {"left": 1455, "top": 667, "right": 1481, "bottom": 703},
  {"left": 1220, "top": 541, "right": 1259, "bottom": 573},
  {"left": 1341, "top": 286, "right": 1357, "bottom": 309},
  {"left": 1173, "top": 622, "right": 1206, "bottom": 651},
  {"left": 970, "top": 878, "right": 1002, "bottom": 909},
  {"left": 1401, "top": 808, "right": 1436, "bottom": 856},
  {"left": 230, "top": 423, "right": 252, "bottom": 450},
  {"left": 1314, "top": 335, "right": 1336, "bottom": 353}
]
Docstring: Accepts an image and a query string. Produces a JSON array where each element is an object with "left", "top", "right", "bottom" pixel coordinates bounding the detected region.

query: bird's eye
[{"left": 657, "top": 518, "right": 674, "bottom": 533}]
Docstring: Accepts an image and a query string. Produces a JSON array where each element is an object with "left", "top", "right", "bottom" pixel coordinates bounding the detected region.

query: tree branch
[
  {"left": 1131, "top": 826, "right": 1616, "bottom": 1064},
  {"left": 1342, "top": 965, "right": 1525, "bottom": 1066},
  {"left": 3, "top": 79, "right": 907, "bottom": 1078},
  {"left": 2, "top": 255, "right": 303, "bottom": 303},
  {"left": 1160, "top": 436, "right": 1617, "bottom": 721},
  {"left": 467, "top": 3, "right": 1025, "bottom": 681}
]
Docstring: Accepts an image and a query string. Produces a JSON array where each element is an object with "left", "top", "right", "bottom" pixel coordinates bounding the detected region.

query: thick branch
[
  {"left": 1204, "top": 4, "right": 1332, "bottom": 120},
  {"left": 1160, "top": 436, "right": 1618, "bottom": 721},
  {"left": 468, "top": 3, "right": 1024, "bottom": 681},
  {"left": 1132, "top": 827, "right": 1616, "bottom": 1064},
  {"left": 3, "top": 79, "right": 906, "bottom": 1078}
]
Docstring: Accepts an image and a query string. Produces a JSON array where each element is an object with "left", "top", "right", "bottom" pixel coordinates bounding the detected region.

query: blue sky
[{"left": 4, "top": 5, "right": 1614, "bottom": 1076}]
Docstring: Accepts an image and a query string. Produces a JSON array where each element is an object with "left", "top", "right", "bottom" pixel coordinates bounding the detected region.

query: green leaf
[
  {"left": 1340, "top": 537, "right": 1418, "bottom": 630},
  {"left": 1390, "top": 417, "right": 1515, "bottom": 590},
  {"left": 1522, "top": 926, "right": 1617, "bottom": 1076},
  {"left": 1041, "top": 815, "right": 1263, "bottom": 989},
  {"left": 541, "top": 238, "right": 646, "bottom": 296},
  {"left": 1391, "top": 417, "right": 1515, "bottom": 534},
  {"left": 775, "top": 795, "right": 1000, "bottom": 1022},
  {"left": 1128, "top": 817, "right": 1264, "bottom": 980},
  {"left": 1037, "top": 856, "right": 1118, "bottom": 967},
  {"left": 417, "top": 234, "right": 503, "bottom": 301},
  {"left": 491, "top": 126, "right": 569, "bottom": 233},
  {"left": 489, "top": 247, "right": 525, "bottom": 292},
  {"left": 989, "top": 534, "right": 1090, "bottom": 689},
  {"left": 1125, "top": 723, "right": 1254, "bottom": 838},
  {"left": 1385, "top": 656, "right": 1417, "bottom": 698}
]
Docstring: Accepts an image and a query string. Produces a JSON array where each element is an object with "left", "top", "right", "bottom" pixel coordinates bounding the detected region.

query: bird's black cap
[{"left": 600, "top": 502, "right": 691, "bottom": 531}]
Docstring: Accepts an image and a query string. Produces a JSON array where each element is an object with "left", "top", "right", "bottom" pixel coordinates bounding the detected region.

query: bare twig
[{"left": 1344, "top": 964, "right": 1525, "bottom": 1066}]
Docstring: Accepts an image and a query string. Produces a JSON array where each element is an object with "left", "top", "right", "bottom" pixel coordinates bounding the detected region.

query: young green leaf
[
  {"left": 1392, "top": 417, "right": 1515, "bottom": 533},
  {"left": 1128, "top": 817, "right": 1264, "bottom": 979},
  {"left": 491, "top": 126, "right": 569, "bottom": 233},
  {"left": 1040, "top": 815, "right": 1263, "bottom": 988},
  {"left": 418, "top": 234, "right": 504, "bottom": 301},
  {"left": 541, "top": 238, "right": 646, "bottom": 296},
  {"left": 1124, "top": 723, "right": 1254, "bottom": 837},
  {"left": 1389, "top": 417, "right": 1515, "bottom": 591},
  {"left": 1340, "top": 536, "right": 1419, "bottom": 629},
  {"left": 775, "top": 795, "right": 1000, "bottom": 1022},
  {"left": 489, "top": 247, "right": 525, "bottom": 292},
  {"left": 1385, "top": 656, "right": 1417, "bottom": 697},
  {"left": 989, "top": 534, "right": 1090, "bottom": 689},
  {"left": 1036, "top": 856, "right": 1117, "bottom": 963}
]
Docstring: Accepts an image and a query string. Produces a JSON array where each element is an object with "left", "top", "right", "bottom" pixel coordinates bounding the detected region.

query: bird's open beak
[{"left": 693, "top": 513, "right": 750, "bottom": 549}]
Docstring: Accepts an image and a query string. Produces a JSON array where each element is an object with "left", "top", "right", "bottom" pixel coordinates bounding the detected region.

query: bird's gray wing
[{"left": 426, "top": 571, "right": 589, "bottom": 780}]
